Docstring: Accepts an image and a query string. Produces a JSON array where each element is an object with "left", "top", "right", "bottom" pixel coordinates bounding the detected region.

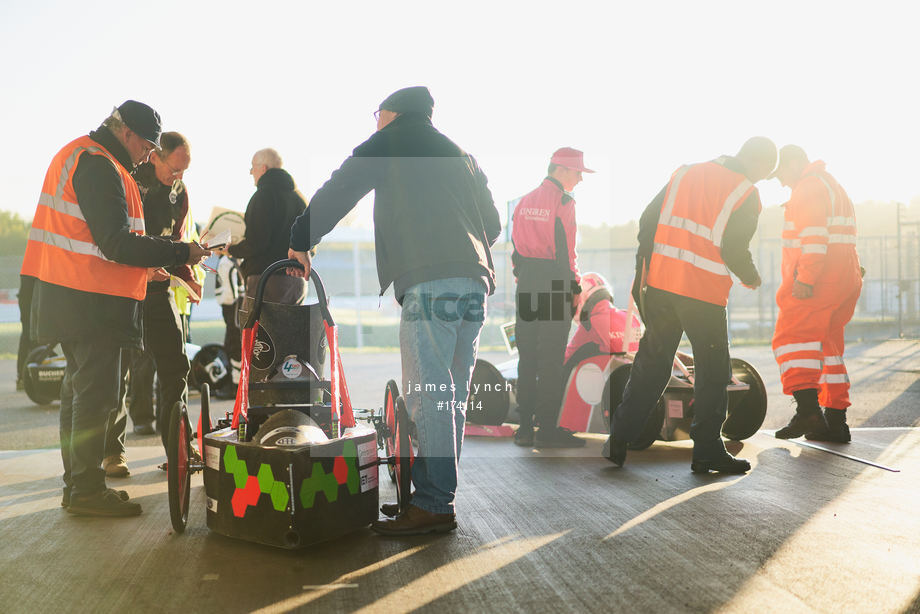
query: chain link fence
[
  {"left": 3, "top": 229, "right": 918, "bottom": 348},
  {"left": 311, "top": 229, "right": 920, "bottom": 347}
]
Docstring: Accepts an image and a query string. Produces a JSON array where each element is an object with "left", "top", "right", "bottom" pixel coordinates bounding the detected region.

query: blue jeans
[{"left": 400, "top": 277, "right": 487, "bottom": 514}]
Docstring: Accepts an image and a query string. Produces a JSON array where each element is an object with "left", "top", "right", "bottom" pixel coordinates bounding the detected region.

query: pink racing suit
[{"left": 565, "top": 299, "right": 640, "bottom": 363}]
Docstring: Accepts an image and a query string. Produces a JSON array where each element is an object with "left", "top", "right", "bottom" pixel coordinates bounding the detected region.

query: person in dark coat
[
  {"left": 227, "top": 149, "right": 307, "bottom": 304},
  {"left": 124, "top": 132, "right": 195, "bottom": 453},
  {"left": 288, "top": 86, "right": 501, "bottom": 536}
]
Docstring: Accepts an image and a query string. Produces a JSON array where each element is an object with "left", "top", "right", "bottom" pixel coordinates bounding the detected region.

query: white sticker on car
[
  {"left": 359, "top": 467, "right": 378, "bottom": 493},
  {"left": 357, "top": 439, "right": 377, "bottom": 466},
  {"left": 281, "top": 355, "right": 303, "bottom": 379},
  {"left": 205, "top": 445, "right": 221, "bottom": 470}
]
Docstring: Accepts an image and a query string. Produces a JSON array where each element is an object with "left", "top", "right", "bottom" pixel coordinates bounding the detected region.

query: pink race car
[{"left": 468, "top": 273, "right": 767, "bottom": 449}]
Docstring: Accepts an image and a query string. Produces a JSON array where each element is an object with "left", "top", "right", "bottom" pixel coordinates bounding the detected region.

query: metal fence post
[
  {"left": 353, "top": 240, "right": 363, "bottom": 348},
  {"left": 897, "top": 202, "right": 903, "bottom": 338}
]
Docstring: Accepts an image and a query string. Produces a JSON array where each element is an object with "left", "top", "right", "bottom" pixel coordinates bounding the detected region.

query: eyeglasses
[
  {"left": 373, "top": 109, "right": 382, "bottom": 121},
  {"left": 159, "top": 154, "right": 184, "bottom": 178},
  {"left": 130, "top": 131, "right": 156, "bottom": 154}
]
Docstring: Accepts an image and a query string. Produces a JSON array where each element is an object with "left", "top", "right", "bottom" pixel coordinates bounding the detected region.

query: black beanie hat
[
  {"left": 116, "top": 100, "right": 161, "bottom": 146},
  {"left": 378, "top": 86, "right": 434, "bottom": 117}
]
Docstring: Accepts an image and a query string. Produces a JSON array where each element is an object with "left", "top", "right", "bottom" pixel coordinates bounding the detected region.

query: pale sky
[{"left": 2, "top": 0, "right": 918, "bottom": 232}]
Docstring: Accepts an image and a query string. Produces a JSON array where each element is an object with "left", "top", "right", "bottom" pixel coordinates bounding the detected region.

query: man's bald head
[
  {"left": 770, "top": 144, "right": 810, "bottom": 188},
  {"left": 250, "top": 148, "right": 283, "bottom": 186},
  {"left": 735, "top": 136, "right": 778, "bottom": 183}
]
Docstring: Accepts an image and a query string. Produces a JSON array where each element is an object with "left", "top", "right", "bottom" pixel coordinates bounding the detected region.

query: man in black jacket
[
  {"left": 25, "top": 101, "right": 210, "bottom": 517},
  {"left": 288, "top": 86, "right": 501, "bottom": 536},
  {"left": 227, "top": 148, "right": 307, "bottom": 304},
  {"left": 603, "top": 137, "right": 774, "bottom": 473},
  {"left": 126, "top": 132, "right": 195, "bottom": 450}
]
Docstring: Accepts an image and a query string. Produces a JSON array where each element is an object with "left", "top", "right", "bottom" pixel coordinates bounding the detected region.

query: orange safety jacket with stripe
[
  {"left": 647, "top": 158, "right": 757, "bottom": 306},
  {"left": 780, "top": 160, "right": 859, "bottom": 287},
  {"left": 21, "top": 136, "right": 148, "bottom": 300}
]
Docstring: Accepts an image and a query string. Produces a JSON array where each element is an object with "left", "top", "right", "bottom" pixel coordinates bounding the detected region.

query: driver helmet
[{"left": 574, "top": 272, "right": 613, "bottom": 322}]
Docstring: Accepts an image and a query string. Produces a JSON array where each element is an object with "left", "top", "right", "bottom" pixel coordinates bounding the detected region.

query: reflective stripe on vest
[
  {"left": 779, "top": 358, "right": 824, "bottom": 374},
  {"left": 37, "top": 192, "right": 145, "bottom": 233},
  {"left": 774, "top": 341, "right": 822, "bottom": 358},
  {"left": 651, "top": 243, "right": 729, "bottom": 276},
  {"left": 809, "top": 170, "right": 857, "bottom": 244},
  {"left": 647, "top": 160, "right": 754, "bottom": 306},
  {"left": 21, "top": 136, "right": 148, "bottom": 300},
  {"left": 803, "top": 244, "right": 827, "bottom": 254},
  {"left": 780, "top": 168, "right": 856, "bottom": 261}
]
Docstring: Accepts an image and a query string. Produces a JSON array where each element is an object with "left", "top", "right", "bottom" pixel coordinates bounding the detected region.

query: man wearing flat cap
[
  {"left": 21, "top": 100, "right": 210, "bottom": 517},
  {"left": 289, "top": 86, "right": 501, "bottom": 536},
  {"left": 511, "top": 147, "right": 593, "bottom": 448}
]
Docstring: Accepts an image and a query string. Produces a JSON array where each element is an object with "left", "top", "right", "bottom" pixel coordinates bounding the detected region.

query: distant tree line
[
  {"left": 2, "top": 198, "right": 917, "bottom": 259},
  {"left": 0, "top": 211, "right": 29, "bottom": 256}
]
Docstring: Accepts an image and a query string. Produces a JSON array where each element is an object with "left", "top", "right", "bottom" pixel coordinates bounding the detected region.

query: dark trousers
[
  {"left": 60, "top": 339, "right": 123, "bottom": 496},
  {"left": 514, "top": 277, "right": 575, "bottom": 430},
  {"left": 17, "top": 275, "right": 36, "bottom": 381},
  {"left": 128, "top": 349, "right": 155, "bottom": 424},
  {"left": 129, "top": 291, "right": 189, "bottom": 447},
  {"left": 612, "top": 287, "right": 731, "bottom": 460},
  {"left": 102, "top": 359, "right": 131, "bottom": 460}
]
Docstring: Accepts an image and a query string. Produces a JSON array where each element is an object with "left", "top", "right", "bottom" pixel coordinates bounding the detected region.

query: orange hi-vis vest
[
  {"left": 647, "top": 158, "right": 756, "bottom": 306},
  {"left": 21, "top": 136, "right": 148, "bottom": 300},
  {"left": 780, "top": 160, "right": 858, "bottom": 286}
]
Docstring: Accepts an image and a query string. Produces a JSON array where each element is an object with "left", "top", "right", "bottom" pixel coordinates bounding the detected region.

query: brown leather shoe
[
  {"left": 103, "top": 455, "right": 130, "bottom": 478},
  {"left": 67, "top": 489, "right": 141, "bottom": 517},
  {"left": 371, "top": 504, "right": 457, "bottom": 536}
]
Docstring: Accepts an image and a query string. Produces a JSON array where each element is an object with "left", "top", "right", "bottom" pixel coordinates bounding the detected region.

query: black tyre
[
  {"left": 721, "top": 357, "right": 768, "bottom": 441},
  {"left": 190, "top": 344, "right": 231, "bottom": 393},
  {"left": 466, "top": 359, "right": 510, "bottom": 425},
  {"left": 157, "top": 379, "right": 171, "bottom": 450},
  {"left": 394, "top": 396, "right": 414, "bottom": 514},
  {"left": 382, "top": 380, "right": 399, "bottom": 483},
  {"left": 200, "top": 383, "right": 212, "bottom": 435},
  {"left": 167, "top": 401, "right": 192, "bottom": 533}
]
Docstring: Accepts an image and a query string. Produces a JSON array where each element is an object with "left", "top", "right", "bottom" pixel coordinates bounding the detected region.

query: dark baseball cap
[
  {"left": 378, "top": 86, "right": 434, "bottom": 117},
  {"left": 115, "top": 100, "right": 161, "bottom": 146}
]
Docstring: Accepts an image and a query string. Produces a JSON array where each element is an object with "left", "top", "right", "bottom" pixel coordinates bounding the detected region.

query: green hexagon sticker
[
  {"left": 257, "top": 463, "right": 275, "bottom": 493},
  {"left": 223, "top": 445, "right": 249, "bottom": 489},
  {"left": 270, "top": 481, "right": 290, "bottom": 511}
]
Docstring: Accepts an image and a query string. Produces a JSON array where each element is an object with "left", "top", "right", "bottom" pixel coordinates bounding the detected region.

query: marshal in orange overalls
[{"left": 772, "top": 161, "right": 862, "bottom": 411}]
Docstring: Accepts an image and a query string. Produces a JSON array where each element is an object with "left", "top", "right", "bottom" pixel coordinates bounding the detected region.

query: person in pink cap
[{"left": 511, "top": 147, "right": 594, "bottom": 447}]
